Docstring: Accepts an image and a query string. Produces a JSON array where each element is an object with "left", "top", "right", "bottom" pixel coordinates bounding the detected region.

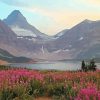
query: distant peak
[
  {"left": 84, "top": 19, "right": 91, "bottom": 21},
  {"left": 13, "top": 10, "right": 20, "bottom": 13},
  {"left": 9, "top": 10, "right": 23, "bottom": 17},
  {"left": 11, "top": 10, "right": 21, "bottom": 14},
  {"left": 83, "top": 19, "right": 93, "bottom": 23},
  {"left": 3, "top": 10, "right": 27, "bottom": 26}
]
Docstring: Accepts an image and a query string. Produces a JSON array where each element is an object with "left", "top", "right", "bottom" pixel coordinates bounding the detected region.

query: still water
[{"left": 9, "top": 61, "right": 100, "bottom": 71}]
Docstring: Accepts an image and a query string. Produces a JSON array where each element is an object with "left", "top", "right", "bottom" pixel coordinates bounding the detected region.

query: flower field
[{"left": 0, "top": 66, "right": 100, "bottom": 100}]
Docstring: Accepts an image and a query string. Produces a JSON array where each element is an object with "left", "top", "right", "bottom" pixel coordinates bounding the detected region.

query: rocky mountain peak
[{"left": 3, "top": 10, "right": 27, "bottom": 26}]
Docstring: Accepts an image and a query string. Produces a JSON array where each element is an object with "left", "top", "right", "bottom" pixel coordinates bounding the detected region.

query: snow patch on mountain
[
  {"left": 17, "top": 37, "right": 23, "bottom": 39},
  {"left": 41, "top": 45, "right": 45, "bottom": 54},
  {"left": 11, "top": 26, "right": 37, "bottom": 37},
  {"left": 56, "top": 32, "right": 64, "bottom": 37},
  {"left": 53, "top": 50, "right": 61, "bottom": 53},
  {"left": 64, "top": 49, "right": 69, "bottom": 51},
  {"left": 53, "top": 32, "right": 65, "bottom": 39},
  {"left": 53, "top": 49, "right": 70, "bottom": 53},
  {"left": 79, "top": 37, "right": 84, "bottom": 41}
]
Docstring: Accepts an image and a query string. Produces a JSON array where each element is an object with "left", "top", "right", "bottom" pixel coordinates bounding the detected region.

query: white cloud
[
  {"left": 1, "top": 0, "right": 100, "bottom": 35},
  {"left": 0, "top": 0, "right": 29, "bottom": 7}
]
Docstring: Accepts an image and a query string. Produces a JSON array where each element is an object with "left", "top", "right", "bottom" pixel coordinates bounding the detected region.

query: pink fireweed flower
[{"left": 76, "top": 87, "right": 100, "bottom": 100}]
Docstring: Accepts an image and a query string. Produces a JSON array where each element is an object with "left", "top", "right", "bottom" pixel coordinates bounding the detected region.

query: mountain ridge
[
  {"left": 0, "top": 10, "right": 100, "bottom": 60},
  {"left": 3, "top": 10, "right": 50, "bottom": 40},
  {"left": 0, "top": 48, "right": 33, "bottom": 63}
]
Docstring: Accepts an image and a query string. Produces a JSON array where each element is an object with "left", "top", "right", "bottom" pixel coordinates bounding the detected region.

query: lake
[{"left": 9, "top": 61, "right": 100, "bottom": 71}]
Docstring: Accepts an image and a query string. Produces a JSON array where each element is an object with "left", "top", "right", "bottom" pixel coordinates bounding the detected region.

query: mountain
[
  {"left": 77, "top": 44, "right": 100, "bottom": 59},
  {"left": 0, "top": 48, "right": 32, "bottom": 63},
  {"left": 0, "top": 19, "right": 17, "bottom": 52},
  {"left": 53, "top": 29, "right": 69, "bottom": 39},
  {"left": 0, "top": 19, "right": 43, "bottom": 58},
  {"left": 3, "top": 10, "right": 50, "bottom": 41},
  {"left": 50, "top": 19, "right": 100, "bottom": 59},
  {"left": 1, "top": 10, "right": 100, "bottom": 60}
]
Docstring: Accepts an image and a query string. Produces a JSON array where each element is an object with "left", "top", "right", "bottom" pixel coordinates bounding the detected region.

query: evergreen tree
[
  {"left": 81, "top": 60, "right": 86, "bottom": 71},
  {"left": 89, "top": 59, "right": 97, "bottom": 71}
]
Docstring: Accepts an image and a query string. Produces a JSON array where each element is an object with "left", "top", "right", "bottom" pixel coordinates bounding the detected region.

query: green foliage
[
  {"left": 28, "top": 80, "right": 44, "bottom": 97},
  {"left": 46, "top": 83, "right": 65, "bottom": 97},
  {"left": 64, "top": 84, "right": 77, "bottom": 100},
  {"left": 0, "top": 65, "right": 12, "bottom": 70},
  {"left": 0, "top": 85, "right": 33, "bottom": 100},
  {"left": 0, "top": 88, "right": 14, "bottom": 100}
]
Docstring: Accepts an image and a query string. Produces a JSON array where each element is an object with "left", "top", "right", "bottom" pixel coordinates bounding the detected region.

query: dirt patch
[{"left": 0, "top": 60, "right": 8, "bottom": 65}]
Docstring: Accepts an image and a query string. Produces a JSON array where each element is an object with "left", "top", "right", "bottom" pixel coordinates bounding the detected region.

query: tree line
[{"left": 81, "top": 59, "right": 97, "bottom": 71}]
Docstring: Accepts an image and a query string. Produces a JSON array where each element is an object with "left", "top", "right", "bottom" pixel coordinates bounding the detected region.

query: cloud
[
  {"left": 25, "top": 6, "right": 100, "bottom": 35},
  {"left": 0, "top": 0, "right": 63, "bottom": 8},
  {"left": 0, "top": 0, "right": 28, "bottom": 7},
  {"left": 77, "top": 0, "right": 100, "bottom": 7},
  {"left": 1, "top": 0, "right": 100, "bottom": 35},
  {"left": 85, "top": 0, "right": 100, "bottom": 5},
  {"left": 20, "top": 0, "right": 100, "bottom": 34}
]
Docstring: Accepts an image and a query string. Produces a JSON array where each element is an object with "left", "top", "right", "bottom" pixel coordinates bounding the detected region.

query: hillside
[{"left": 0, "top": 48, "right": 32, "bottom": 63}]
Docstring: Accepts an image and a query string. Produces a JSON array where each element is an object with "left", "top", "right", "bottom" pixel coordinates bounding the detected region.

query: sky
[{"left": 0, "top": 0, "right": 100, "bottom": 35}]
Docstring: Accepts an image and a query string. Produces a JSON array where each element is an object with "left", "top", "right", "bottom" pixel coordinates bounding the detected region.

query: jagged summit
[
  {"left": 9, "top": 10, "right": 21, "bottom": 16},
  {"left": 82, "top": 19, "right": 93, "bottom": 24},
  {"left": 3, "top": 10, "right": 50, "bottom": 39},
  {"left": 3, "top": 10, "right": 27, "bottom": 26}
]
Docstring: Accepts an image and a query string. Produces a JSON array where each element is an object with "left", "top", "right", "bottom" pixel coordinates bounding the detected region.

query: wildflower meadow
[{"left": 0, "top": 66, "right": 99, "bottom": 100}]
